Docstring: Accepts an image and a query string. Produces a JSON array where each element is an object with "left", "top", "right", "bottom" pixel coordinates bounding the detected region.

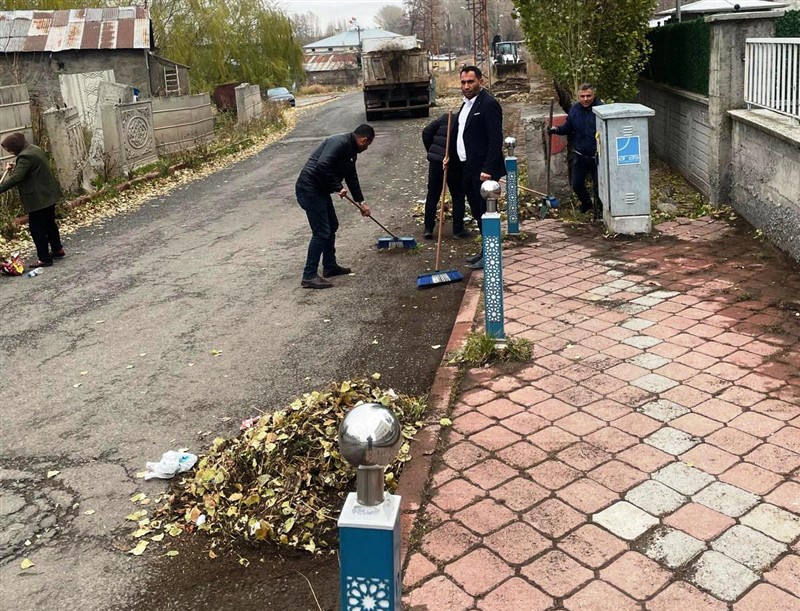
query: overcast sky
[{"left": 278, "top": 0, "right": 405, "bottom": 30}]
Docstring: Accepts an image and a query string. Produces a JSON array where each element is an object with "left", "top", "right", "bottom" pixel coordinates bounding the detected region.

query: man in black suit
[{"left": 454, "top": 65, "right": 505, "bottom": 269}]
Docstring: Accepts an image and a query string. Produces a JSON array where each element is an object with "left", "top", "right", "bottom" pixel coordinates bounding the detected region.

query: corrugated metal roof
[
  {"left": 303, "top": 53, "right": 359, "bottom": 72},
  {"left": 303, "top": 28, "right": 405, "bottom": 50},
  {"left": 0, "top": 5, "right": 151, "bottom": 52},
  {"left": 657, "top": 0, "right": 787, "bottom": 14}
]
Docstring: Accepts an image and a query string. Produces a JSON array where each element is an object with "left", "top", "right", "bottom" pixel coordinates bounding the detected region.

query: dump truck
[
  {"left": 362, "top": 36, "right": 431, "bottom": 121},
  {"left": 490, "top": 35, "right": 529, "bottom": 98}
]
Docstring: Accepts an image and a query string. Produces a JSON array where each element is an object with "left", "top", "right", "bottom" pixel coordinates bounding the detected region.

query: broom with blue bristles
[
  {"left": 340, "top": 193, "right": 417, "bottom": 249},
  {"left": 417, "top": 112, "right": 463, "bottom": 289}
]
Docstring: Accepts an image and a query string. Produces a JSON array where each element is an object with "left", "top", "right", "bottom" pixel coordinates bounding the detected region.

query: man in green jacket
[{"left": 0, "top": 132, "right": 64, "bottom": 267}]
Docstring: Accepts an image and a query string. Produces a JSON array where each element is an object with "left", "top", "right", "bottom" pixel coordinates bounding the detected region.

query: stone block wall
[{"left": 235, "top": 84, "right": 263, "bottom": 125}]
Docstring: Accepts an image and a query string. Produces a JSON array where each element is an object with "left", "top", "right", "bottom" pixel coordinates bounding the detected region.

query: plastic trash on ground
[{"left": 144, "top": 451, "right": 198, "bottom": 480}]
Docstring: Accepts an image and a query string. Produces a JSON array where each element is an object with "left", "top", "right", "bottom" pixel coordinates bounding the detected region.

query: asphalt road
[{"left": 0, "top": 94, "right": 474, "bottom": 609}]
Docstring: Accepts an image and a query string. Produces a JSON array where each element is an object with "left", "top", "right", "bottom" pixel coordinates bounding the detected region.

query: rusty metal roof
[
  {"left": 0, "top": 5, "right": 151, "bottom": 53},
  {"left": 303, "top": 53, "right": 359, "bottom": 73}
]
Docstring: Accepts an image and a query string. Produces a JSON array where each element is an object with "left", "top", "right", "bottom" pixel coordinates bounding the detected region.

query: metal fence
[{"left": 745, "top": 38, "right": 800, "bottom": 121}]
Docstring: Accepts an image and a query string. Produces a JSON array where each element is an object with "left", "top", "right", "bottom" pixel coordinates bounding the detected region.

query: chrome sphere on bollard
[
  {"left": 481, "top": 180, "right": 502, "bottom": 213},
  {"left": 339, "top": 403, "right": 403, "bottom": 506},
  {"left": 504, "top": 136, "right": 517, "bottom": 155}
]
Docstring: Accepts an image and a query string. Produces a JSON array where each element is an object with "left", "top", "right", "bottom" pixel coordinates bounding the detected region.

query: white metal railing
[{"left": 745, "top": 38, "right": 800, "bottom": 121}]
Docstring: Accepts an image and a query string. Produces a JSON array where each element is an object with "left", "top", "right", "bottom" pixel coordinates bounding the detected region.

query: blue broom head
[
  {"left": 377, "top": 236, "right": 418, "bottom": 249},
  {"left": 545, "top": 195, "right": 559, "bottom": 208},
  {"left": 417, "top": 269, "right": 463, "bottom": 289}
]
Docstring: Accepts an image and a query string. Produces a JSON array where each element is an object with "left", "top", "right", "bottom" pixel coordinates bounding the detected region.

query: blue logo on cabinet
[{"left": 616, "top": 136, "right": 641, "bottom": 165}]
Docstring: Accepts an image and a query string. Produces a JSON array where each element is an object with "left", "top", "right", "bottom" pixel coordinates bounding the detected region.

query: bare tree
[{"left": 375, "top": 5, "right": 409, "bottom": 34}]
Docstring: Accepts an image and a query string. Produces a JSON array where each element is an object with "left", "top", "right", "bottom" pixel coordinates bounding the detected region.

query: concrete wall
[
  {"left": 521, "top": 108, "right": 569, "bottom": 198},
  {"left": 729, "top": 109, "right": 800, "bottom": 260},
  {"left": 234, "top": 83, "right": 262, "bottom": 125},
  {"left": 0, "top": 50, "right": 151, "bottom": 109},
  {"left": 637, "top": 80, "right": 712, "bottom": 197},
  {"left": 151, "top": 94, "right": 215, "bottom": 155},
  {"left": 0, "top": 84, "right": 33, "bottom": 167},
  {"left": 706, "top": 11, "right": 781, "bottom": 206},
  {"left": 100, "top": 100, "right": 158, "bottom": 177},
  {"left": 43, "top": 106, "right": 92, "bottom": 193}
]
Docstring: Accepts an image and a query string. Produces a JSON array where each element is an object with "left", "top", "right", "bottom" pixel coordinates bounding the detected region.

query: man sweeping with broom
[{"left": 296, "top": 124, "right": 374, "bottom": 289}]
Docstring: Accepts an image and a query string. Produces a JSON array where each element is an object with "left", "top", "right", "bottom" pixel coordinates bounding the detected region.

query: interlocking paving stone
[
  {"left": 624, "top": 336, "right": 665, "bottom": 350},
  {"left": 664, "top": 503, "right": 736, "bottom": 541},
  {"left": 652, "top": 462, "right": 715, "bottom": 495},
  {"left": 622, "top": 318, "right": 655, "bottom": 331},
  {"left": 593, "top": 501, "right": 659, "bottom": 540},
  {"left": 645, "top": 427, "right": 700, "bottom": 455},
  {"left": 692, "top": 481, "right": 760, "bottom": 517},
  {"left": 642, "top": 526, "right": 706, "bottom": 568},
  {"left": 478, "top": 577, "right": 553, "bottom": 611},
  {"left": 740, "top": 503, "right": 800, "bottom": 543},
  {"left": 446, "top": 548, "right": 514, "bottom": 597},
  {"left": 764, "top": 555, "right": 800, "bottom": 596},
  {"left": 563, "top": 579, "right": 640, "bottom": 611},
  {"left": 521, "top": 550, "right": 593, "bottom": 598},
  {"left": 629, "top": 353, "right": 671, "bottom": 370},
  {"left": 625, "top": 479, "right": 687, "bottom": 516},
  {"left": 558, "top": 524, "right": 628, "bottom": 569},
  {"left": 733, "top": 583, "right": 800, "bottom": 611},
  {"left": 647, "top": 581, "right": 728, "bottom": 611},
  {"left": 599, "top": 551, "right": 672, "bottom": 600},
  {"left": 690, "top": 550, "right": 759, "bottom": 602},
  {"left": 632, "top": 373, "right": 679, "bottom": 393},
  {"left": 650, "top": 290, "right": 681, "bottom": 299},
  {"left": 639, "top": 399, "right": 690, "bottom": 422},
  {"left": 711, "top": 525, "right": 787, "bottom": 571},
  {"left": 632, "top": 296, "right": 665, "bottom": 307},
  {"left": 405, "top": 575, "right": 474, "bottom": 610}
]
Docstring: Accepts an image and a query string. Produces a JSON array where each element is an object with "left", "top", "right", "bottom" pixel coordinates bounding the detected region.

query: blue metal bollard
[
  {"left": 504, "top": 137, "right": 520, "bottom": 235},
  {"left": 480, "top": 180, "right": 506, "bottom": 343},
  {"left": 338, "top": 403, "right": 403, "bottom": 611}
]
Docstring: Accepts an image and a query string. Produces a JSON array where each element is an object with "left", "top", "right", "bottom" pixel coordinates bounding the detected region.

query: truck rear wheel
[
  {"left": 412, "top": 107, "right": 430, "bottom": 118},
  {"left": 366, "top": 110, "right": 381, "bottom": 121}
]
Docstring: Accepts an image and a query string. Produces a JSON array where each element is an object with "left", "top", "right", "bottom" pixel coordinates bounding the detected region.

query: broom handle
[
  {"left": 340, "top": 192, "right": 399, "bottom": 239},
  {"left": 499, "top": 177, "right": 547, "bottom": 198},
  {"left": 435, "top": 112, "right": 453, "bottom": 271},
  {"left": 546, "top": 99, "right": 554, "bottom": 196}
]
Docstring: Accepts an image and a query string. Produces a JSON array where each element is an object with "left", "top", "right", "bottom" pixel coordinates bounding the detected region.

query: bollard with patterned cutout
[{"left": 480, "top": 180, "right": 506, "bottom": 343}]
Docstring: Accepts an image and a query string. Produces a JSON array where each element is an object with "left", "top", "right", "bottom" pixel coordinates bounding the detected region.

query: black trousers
[
  {"left": 28, "top": 205, "right": 62, "bottom": 263},
  {"left": 296, "top": 185, "right": 339, "bottom": 280},
  {"left": 424, "top": 161, "right": 465, "bottom": 234},
  {"left": 464, "top": 176, "right": 486, "bottom": 234},
  {"left": 572, "top": 153, "right": 599, "bottom": 213}
]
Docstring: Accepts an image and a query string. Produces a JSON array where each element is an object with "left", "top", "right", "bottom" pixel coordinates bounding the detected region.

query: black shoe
[
  {"left": 423, "top": 229, "right": 434, "bottom": 240},
  {"left": 301, "top": 276, "right": 333, "bottom": 289},
  {"left": 51, "top": 248, "right": 65, "bottom": 259},
  {"left": 30, "top": 259, "right": 53, "bottom": 267},
  {"left": 467, "top": 257, "right": 484, "bottom": 270},
  {"left": 453, "top": 230, "right": 472, "bottom": 239},
  {"left": 465, "top": 252, "right": 482, "bottom": 264},
  {"left": 322, "top": 265, "right": 351, "bottom": 278},
  {"left": 579, "top": 203, "right": 592, "bottom": 214}
]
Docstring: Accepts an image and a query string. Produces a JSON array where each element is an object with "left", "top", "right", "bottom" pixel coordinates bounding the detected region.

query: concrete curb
[{"left": 398, "top": 270, "right": 483, "bottom": 567}]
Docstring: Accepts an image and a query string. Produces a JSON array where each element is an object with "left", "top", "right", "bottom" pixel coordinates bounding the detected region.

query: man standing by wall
[
  {"left": 456, "top": 65, "right": 505, "bottom": 270},
  {"left": 295, "top": 124, "right": 374, "bottom": 289},
  {"left": 550, "top": 83, "right": 603, "bottom": 218},
  {"left": 421, "top": 111, "right": 465, "bottom": 239}
]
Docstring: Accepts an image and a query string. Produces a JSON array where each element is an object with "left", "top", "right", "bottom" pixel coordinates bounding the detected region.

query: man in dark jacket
[
  {"left": 550, "top": 83, "right": 603, "bottom": 217},
  {"left": 421, "top": 112, "right": 465, "bottom": 239},
  {"left": 295, "top": 124, "right": 373, "bottom": 289},
  {"left": 456, "top": 65, "right": 505, "bottom": 269},
  {"left": 0, "top": 132, "right": 64, "bottom": 267}
]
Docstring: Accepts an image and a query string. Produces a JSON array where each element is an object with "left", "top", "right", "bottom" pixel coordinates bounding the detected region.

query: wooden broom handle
[{"left": 435, "top": 112, "right": 453, "bottom": 271}]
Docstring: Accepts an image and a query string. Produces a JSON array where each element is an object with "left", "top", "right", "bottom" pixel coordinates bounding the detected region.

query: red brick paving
[{"left": 403, "top": 218, "right": 800, "bottom": 610}]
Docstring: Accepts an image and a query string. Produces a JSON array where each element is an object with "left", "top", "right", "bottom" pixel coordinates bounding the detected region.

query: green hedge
[
  {"left": 777, "top": 10, "right": 800, "bottom": 37},
  {"left": 644, "top": 19, "right": 710, "bottom": 96}
]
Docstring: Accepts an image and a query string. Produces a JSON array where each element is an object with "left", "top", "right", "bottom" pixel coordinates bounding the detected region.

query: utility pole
[
  {"left": 676, "top": 0, "right": 682, "bottom": 22},
  {"left": 467, "top": 0, "right": 490, "bottom": 85},
  {"left": 426, "top": 0, "right": 440, "bottom": 55}
]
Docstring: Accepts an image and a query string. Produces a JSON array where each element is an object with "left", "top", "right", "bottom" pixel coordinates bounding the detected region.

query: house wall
[
  {"left": 0, "top": 49, "right": 151, "bottom": 108},
  {"left": 306, "top": 69, "right": 360, "bottom": 87},
  {"left": 729, "top": 110, "right": 800, "bottom": 260},
  {"left": 148, "top": 55, "right": 191, "bottom": 97},
  {"left": 637, "top": 79, "right": 712, "bottom": 197},
  {"left": 0, "top": 84, "right": 34, "bottom": 167}
]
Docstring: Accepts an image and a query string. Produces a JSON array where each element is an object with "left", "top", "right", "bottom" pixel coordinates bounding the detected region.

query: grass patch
[{"left": 448, "top": 332, "right": 532, "bottom": 367}]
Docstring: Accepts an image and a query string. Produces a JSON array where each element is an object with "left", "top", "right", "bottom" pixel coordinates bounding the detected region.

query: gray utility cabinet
[{"left": 593, "top": 103, "right": 655, "bottom": 234}]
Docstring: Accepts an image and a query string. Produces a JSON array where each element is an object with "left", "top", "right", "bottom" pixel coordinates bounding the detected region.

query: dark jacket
[
  {"left": 460, "top": 88, "right": 506, "bottom": 181},
  {"left": 296, "top": 132, "right": 365, "bottom": 202},
  {"left": 422, "top": 113, "right": 461, "bottom": 166},
  {"left": 0, "top": 144, "right": 61, "bottom": 213},
  {"left": 553, "top": 99, "right": 603, "bottom": 157}
]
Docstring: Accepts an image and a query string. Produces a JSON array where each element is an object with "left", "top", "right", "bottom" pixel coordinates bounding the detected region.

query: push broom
[
  {"left": 340, "top": 193, "right": 417, "bottom": 249},
  {"left": 417, "top": 112, "right": 463, "bottom": 289}
]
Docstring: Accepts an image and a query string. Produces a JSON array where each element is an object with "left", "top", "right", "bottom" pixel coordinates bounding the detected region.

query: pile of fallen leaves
[{"left": 137, "top": 378, "right": 425, "bottom": 557}]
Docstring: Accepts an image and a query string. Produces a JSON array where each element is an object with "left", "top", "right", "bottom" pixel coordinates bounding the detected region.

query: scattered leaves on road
[{"left": 20, "top": 558, "right": 34, "bottom": 570}]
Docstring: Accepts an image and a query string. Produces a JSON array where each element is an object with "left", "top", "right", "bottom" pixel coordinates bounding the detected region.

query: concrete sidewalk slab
[{"left": 403, "top": 215, "right": 800, "bottom": 610}]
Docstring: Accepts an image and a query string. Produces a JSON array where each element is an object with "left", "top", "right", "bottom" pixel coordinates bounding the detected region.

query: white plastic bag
[{"left": 144, "top": 451, "right": 198, "bottom": 480}]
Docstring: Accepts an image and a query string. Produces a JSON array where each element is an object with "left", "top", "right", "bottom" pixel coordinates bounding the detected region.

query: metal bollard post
[
  {"left": 504, "top": 137, "right": 520, "bottom": 235},
  {"left": 480, "top": 180, "right": 506, "bottom": 344},
  {"left": 338, "top": 403, "right": 403, "bottom": 611}
]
